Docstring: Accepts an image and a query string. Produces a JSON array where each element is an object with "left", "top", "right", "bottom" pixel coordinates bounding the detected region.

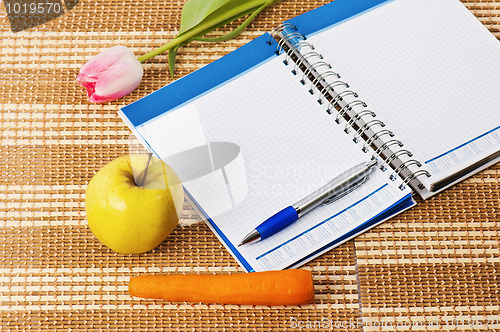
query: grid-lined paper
[
  {"left": 137, "top": 55, "right": 411, "bottom": 271},
  {"left": 308, "top": 0, "right": 500, "bottom": 187}
]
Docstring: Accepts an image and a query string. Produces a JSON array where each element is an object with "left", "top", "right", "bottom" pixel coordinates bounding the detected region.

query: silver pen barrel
[{"left": 293, "top": 160, "right": 377, "bottom": 217}]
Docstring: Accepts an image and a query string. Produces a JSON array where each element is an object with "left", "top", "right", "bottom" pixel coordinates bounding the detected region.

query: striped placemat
[{"left": 1, "top": 0, "right": 499, "bottom": 330}]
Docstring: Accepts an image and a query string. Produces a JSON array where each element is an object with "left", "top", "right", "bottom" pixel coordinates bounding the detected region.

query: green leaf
[
  {"left": 168, "top": 46, "right": 180, "bottom": 79},
  {"left": 179, "top": 0, "right": 234, "bottom": 36},
  {"left": 194, "top": 2, "right": 270, "bottom": 43},
  {"left": 168, "top": 40, "right": 191, "bottom": 78},
  {"left": 179, "top": 0, "right": 265, "bottom": 37}
]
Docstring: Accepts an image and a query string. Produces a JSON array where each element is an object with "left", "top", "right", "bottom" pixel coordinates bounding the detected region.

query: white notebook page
[
  {"left": 308, "top": 0, "right": 500, "bottom": 188},
  {"left": 136, "top": 54, "right": 411, "bottom": 272}
]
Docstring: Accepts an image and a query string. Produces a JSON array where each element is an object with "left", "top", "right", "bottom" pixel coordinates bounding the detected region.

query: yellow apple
[{"left": 85, "top": 155, "right": 184, "bottom": 254}]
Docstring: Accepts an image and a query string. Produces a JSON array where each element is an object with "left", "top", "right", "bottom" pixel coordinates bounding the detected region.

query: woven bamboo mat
[{"left": 0, "top": 0, "right": 499, "bottom": 330}]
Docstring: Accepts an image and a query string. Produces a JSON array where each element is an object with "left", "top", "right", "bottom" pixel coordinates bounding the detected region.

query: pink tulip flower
[{"left": 77, "top": 45, "right": 143, "bottom": 103}]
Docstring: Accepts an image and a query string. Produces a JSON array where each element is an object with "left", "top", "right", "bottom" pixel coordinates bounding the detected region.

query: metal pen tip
[{"left": 238, "top": 230, "right": 261, "bottom": 246}]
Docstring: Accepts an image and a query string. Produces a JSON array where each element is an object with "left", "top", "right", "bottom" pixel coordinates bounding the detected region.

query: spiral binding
[
  {"left": 269, "top": 23, "right": 296, "bottom": 40},
  {"left": 344, "top": 110, "right": 375, "bottom": 133},
  {"left": 301, "top": 61, "right": 332, "bottom": 84},
  {"left": 310, "top": 72, "right": 340, "bottom": 95},
  {"left": 353, "top": 119, "right": 385, "bottom": 143},
  {"left": 371, "top": 139, "right": 403, "bottom": 160},
  {"left": 293, "top": 51, "right": 323, "bottom": 75},
  {"left": 400, "top": 170, "right": 431, "bottom": 190},
  {"left": 362, "top": 129, "right": 394, "bottom": 153},
  {"left": 269, "top": 23, "right": 297, "bottom": 48},
  {"left": 318, "top": 80, "right": 348, "bottom": 104},
  {"left": 390, "top": 160, "right": 422, "bottom": 180},
  {"left": 277, "top": 32, "right": 305, "bottom": 55},
  {"left": 337, "top": 101, "right": 367, "bottom": 124},
  {"left": 385, "top": 149, "right": 412, "bottom": 164},
  {"left": 283, "top": 41, "right": 314, "bottom": 65},
  {"left": 269, "top": 25, "right": 431, "bottom": 191},
  {"left": 381, "top": 149, "right": 412, "bottom": 171},
  {"left": 326, "top": 91, "right": 358, "bottom": 114}
]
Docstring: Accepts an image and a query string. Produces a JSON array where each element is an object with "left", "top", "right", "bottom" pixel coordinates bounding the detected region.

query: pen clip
[{"left": 323, "top": 176, "right": 368, "bottom": 205}]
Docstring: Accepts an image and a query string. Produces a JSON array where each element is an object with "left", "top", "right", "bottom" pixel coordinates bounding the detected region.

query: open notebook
[{"left": 119, "top": 0, "right": 500, "bottom": 272}]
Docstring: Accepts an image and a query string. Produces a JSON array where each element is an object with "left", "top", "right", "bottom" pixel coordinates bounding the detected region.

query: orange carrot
[{"left": 129, "top": 269, "right": 315, "bottom": 305}]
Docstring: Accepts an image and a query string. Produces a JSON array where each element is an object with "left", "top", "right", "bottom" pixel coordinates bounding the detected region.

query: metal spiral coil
[
  {"left": 318, "top": 80, "right": 348, "bottom": 104},
  {"left": 400, "top": 170, "right": 431, "bottom": 190},
  {"left": 284, "top": 41, "right": 315, "bottom": 65},
  {"left": 362, "top": 129, "right": 395, "bottom": 153},
  {"left": 353, "top": 120, "right": 385, "bottom": 143},
  {"left": 269, "top": 23, "right": 296, "bottom": 41},
  {"left": 293, "top": 51, "right": 323, "bottom": 75},
  {"left": 276, "top": 32, "right": 305, "bottom": 55},
  {"left": 371, "top": 139, "right": 403, "bottom": 160},
  {"left": 292, "top": 40, "right": 315, "bottom": 51},
  {"left": 336, "top": 100, "right": 368, "bottom": 124},
  {"left": 390, "top": 160, "right": 422, "bottom": 181},
  {"left": 310, "top": 71, "right": 340, "bottom": 95},
  {"left": 326, "top": 90, "right": 358, "bottom": 114},
  {"left": 385, "top": 149, "right": 413, "bottom": 166},
  {"left": 344, "top": 110, "right": 375, "bottom": 133},
  {"left": 301, "top": 61, "right": 332, "bottom": 84}
]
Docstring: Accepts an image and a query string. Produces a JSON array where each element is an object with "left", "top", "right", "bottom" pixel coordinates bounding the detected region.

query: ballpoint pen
[{"left": 239, "top": 160, "right": 378, "bottom": 246}]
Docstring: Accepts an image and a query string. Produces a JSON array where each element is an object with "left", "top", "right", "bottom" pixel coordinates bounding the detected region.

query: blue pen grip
[{"left": 256, "top": 206, "right": 298, "bottom": 240}]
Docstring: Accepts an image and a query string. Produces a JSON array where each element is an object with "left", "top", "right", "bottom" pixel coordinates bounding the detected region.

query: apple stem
[{"left": 139, "top": 153, "right": 153, "bottom": 187}]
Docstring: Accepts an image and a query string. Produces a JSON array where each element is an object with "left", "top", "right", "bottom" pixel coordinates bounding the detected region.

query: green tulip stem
[
  {"left": 137, "top": 0, "right": 277, "bottom": 64},
  {"left": 138, "top": 38, "right": 185, "bottom": 64}
]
